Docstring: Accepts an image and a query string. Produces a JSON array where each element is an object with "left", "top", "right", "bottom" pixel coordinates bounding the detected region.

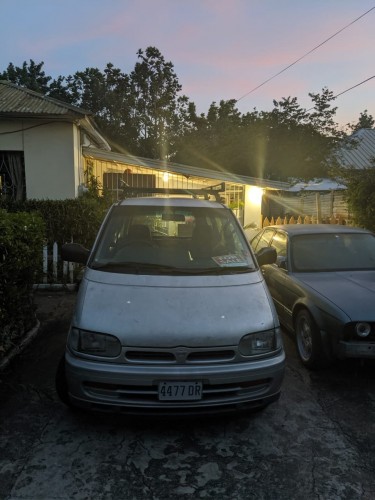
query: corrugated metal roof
[
  {"left": 336, "top": 128, "right": 375, "bottom": 169},
  {"left": 287, "top": 178, "right": 346, "bottom": 192},
  {"left": 0, "top": 80, "right": 111, "bottom": 150},
  {"left": 83, "top": 147, "right": 290, "bottom": 190},
  {"left": 0, "top": 80, "right": 90, "bottom": 117}
]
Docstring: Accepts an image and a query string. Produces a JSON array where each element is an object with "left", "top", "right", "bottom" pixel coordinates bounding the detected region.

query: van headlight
[
  {"left": 68, "top": 328, "right": 121, "bottom": 357},
  {"left": 239, "top": 328, "right": 282, "bottom": 356}
]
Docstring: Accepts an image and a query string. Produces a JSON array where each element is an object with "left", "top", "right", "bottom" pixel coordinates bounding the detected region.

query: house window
[{"left": 0, "top": 152, "right": 26, "bottom": 201}]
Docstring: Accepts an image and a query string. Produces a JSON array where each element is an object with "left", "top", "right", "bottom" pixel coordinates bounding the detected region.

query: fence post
[
  {"left": 69, "top": 262, "right": 74, "bottom": 284},
  {"left": 37, "top": 242, "right": 78, "bottom": 288},
  {"left": 42, "top": 244, "right": 48, "bottom": 283},
  {"left": 52, "top": 242, "right": 58, "bottom": 281},
  {"left": 316, "top": 192, "right": 322, "bottom": 223}
]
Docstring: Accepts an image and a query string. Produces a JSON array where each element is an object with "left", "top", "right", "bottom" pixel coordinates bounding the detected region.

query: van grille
[
  {"left": 125, "top": 348, "right": 235, "bottom": 364},
  {"left": 83, "top": 378, "right": 271, "bottom": 406}
]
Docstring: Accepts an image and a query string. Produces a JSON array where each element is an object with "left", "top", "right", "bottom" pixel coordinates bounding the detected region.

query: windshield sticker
[{"left": 212, "top": 254, "right": 247, "bottom": 267}]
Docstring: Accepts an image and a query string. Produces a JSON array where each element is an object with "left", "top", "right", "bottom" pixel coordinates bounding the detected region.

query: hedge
[
  {"left": 0, "top": 210, "right": 45, "bottom": 362},
  {"left": 0, "top": 198, "right": 109, "bottom": 249},
  {"left": 0, "top": 197, "right": 111, "bottom": 362}
]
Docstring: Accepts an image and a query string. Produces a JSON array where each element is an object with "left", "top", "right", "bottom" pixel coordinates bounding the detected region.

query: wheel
[
  {"left": 55, "top": 354, "right": 72, "bottom": 407},
  {"left": 294, "top": 309, "right": 323, "bottom": 369}
]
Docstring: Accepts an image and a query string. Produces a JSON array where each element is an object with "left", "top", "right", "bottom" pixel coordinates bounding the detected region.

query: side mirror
[
  {"left": 61, "top": 243, "right": 90, "bottom": 265},
  {"left": 256, "top": 246, "right": 277, "bottom": 266}
]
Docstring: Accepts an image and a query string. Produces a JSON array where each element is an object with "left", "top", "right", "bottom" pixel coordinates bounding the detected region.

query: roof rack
[{"left": 122, "top": 182, "right": 226, "bottom": 202}]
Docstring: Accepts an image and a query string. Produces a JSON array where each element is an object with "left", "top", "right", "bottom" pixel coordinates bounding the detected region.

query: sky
[{"left": 1, "top": 0, "right": 375, "bottom": 128}]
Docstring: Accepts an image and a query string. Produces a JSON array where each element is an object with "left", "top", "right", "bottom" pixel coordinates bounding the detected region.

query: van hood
[{"left": 74, "top": 270, "right": 277, "bottom": 348}]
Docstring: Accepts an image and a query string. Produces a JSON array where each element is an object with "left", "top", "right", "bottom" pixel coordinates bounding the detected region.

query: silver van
[{"left": 56, "top": 193, "right": 285, "bottom": 415}]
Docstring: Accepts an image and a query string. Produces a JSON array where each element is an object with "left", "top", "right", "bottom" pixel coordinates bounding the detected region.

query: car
[
  {"left": 56, "top": 189, "right": 285, "bottom": 416},
  {"left": 251, "top": 224, "right": 375, "bottom": 369},
  {"left": 243, "top": 222, "right": 260, "bottom": 242}
]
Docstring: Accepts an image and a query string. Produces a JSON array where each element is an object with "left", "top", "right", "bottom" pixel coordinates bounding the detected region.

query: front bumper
[
  {"left": 338, "top": 340, "right": 375, "bottom": 359},
  {"left": 64, "top": 349, "right": 285, "bottom": 415}
]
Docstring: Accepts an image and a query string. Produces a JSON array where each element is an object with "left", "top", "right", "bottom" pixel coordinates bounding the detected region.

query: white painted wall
[
  {"left": 0, "top": 119, "right": 24, "bottom": 150},
  {"left": 0, "top": 119, "right": 81, "bottom": 199},
  {"left": 243, "top": 185, "right": 263, "bottom": 229}
]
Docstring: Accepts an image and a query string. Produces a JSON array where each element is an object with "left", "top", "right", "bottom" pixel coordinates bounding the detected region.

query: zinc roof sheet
[
  {"left": 336, "top": 129, "right": 375, "bottom": 169},
  {"left": 0, "top": 80, "right": 90, "bottom": 117},
  {"left": 83, "top": 147, "right": 290, "bottom": 190}
]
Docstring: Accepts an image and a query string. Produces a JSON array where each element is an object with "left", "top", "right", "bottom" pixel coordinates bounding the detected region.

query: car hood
[
  {"left": 297, "top": 271, "right": 375, "bottom": 320},
  {"left": 73, "top": 270, "right": 277, "bottom": 347}
]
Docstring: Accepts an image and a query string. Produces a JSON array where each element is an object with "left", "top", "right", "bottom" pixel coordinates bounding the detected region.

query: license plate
[{"left": 158, "top": 381, "right": 203, "bottom": 401}]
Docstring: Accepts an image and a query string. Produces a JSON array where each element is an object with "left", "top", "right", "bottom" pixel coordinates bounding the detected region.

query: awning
[{"left": 83, "top": 147, "right": 290, "bottom": 190}]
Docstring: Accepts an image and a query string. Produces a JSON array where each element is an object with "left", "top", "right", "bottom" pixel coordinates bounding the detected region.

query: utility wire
[
  {"left": 236, "top": 6, "right": 375, "bottom": 103},
  {"left": 334, "top": 75, "right": 375, "bottom": 98},
  {"left": 305, "top": 75, "right": 375, "bottom": 112}
]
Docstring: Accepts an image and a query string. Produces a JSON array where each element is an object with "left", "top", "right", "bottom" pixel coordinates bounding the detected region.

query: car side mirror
[
  {"left": 61, "top": 243, "right": 90, "bottom": 264},
  {"left": 256, "top": 246, "right": 277, "bottom": 266}
]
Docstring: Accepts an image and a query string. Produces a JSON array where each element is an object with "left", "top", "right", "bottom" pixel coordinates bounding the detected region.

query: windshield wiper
[
  {"left": 90, "top": 261, "right": 178, "bottom": 273},
  {"left": 176, "top": 266, "right": 254, "bottom": 275},
  {"left": 90, "top": 262, "right": 254, "bottom": 275}
]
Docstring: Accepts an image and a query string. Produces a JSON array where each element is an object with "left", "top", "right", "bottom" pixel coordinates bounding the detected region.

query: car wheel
[
  {"left": 55, "top": 354, "right": 72, "bottom": 407},
  {"left": 295, "top": 309, "right": 323, "bottom": 369}
]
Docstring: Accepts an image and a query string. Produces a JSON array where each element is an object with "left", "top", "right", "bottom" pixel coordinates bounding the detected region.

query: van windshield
[{"left": 89, "top": 205, "right": 256, "bottom": 275}]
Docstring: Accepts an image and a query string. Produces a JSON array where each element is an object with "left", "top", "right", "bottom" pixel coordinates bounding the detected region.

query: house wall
[
  {"left": 0, "top": 118, "right": 81, "bottom": 199},
  {"left": 243, "top": 185, "right": 263, "bottom": 229}
]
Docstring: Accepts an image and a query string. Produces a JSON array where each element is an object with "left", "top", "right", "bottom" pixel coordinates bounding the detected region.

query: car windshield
[
  {"left": 291, "top": 232, "right": 375, "bottom": 272},
  {"left": 89, "top": 204, "right": 256, "bottom": 275}
]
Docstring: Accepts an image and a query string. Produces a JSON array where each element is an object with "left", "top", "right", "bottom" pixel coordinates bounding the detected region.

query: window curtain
[{"left": 5, "top": 153, "right": 25, "bottom": 200}]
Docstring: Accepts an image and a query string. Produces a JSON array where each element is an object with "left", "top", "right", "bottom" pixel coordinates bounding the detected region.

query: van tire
[{"left": 55, "top": 354, "right": 72, "bottom": 407}]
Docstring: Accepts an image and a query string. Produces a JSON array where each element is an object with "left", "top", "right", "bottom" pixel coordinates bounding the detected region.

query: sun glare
[{"left": 247, "top": 186, "right": 263, "bottom": 205}]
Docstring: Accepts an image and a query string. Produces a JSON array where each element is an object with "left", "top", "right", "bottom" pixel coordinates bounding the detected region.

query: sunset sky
[{"left": 1, "top": 0, "right": 375, "bottom": 128}]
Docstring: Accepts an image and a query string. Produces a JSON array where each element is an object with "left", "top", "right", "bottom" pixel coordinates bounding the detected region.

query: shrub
[
  {"left": 0, "top": 197, "right": 109, "bottom": 248},
  {"left": 0, "top": 210, "right": 45, "bottom": 361},
  {"left": 336, "top": 167, "right": 375, "bottom": 232}
]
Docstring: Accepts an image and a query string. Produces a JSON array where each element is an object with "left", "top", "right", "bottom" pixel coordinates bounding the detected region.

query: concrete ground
[{"left": 0, "top": 289, "right": 374, "bottom": 500}]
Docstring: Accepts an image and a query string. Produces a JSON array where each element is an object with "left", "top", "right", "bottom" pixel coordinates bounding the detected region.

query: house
[
  {"left": 261, "top": 177, "right": 349, "bottom": 224},
  {"left": 0, "top": 80, "right": 110, "bottom": 200},
  {"left": 0, "top": 80, "right": 289, "bottom": 228},
  {"left": 262, "top": 129, "right": 375, "bottom": 225},
  {"left": 335, "top": 128, "right": 375, "bottom": 169}
]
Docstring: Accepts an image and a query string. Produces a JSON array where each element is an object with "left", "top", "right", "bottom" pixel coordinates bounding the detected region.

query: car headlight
[
  {"left": 68, "top": 328, "right": 121, "bottom": 357},
  {"left": 239, "top": 328, "right": 282, "bottom": 356},
  {"left": 355, "top": 322, "right": 371, "bottom": 338}
]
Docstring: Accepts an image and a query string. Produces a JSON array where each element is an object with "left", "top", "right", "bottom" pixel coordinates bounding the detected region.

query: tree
[
  {"left": 175, "top": 88, "right": 344, "bottom": 181},
  {"left": 47, "top": 48, "right": 193, "bottom": 157},
  {"left": 48, "top": 64, "right": 139, "bottom": 152},
  {"left": 0, "top": 57, "right": 351, "bottom": 182},
  {"left": 335, "top": 166, "right": 375, "bottom": 232},
  {"left": 0, "top": 60, "right": 51, "bottom": 94},
  {"left": 349, "top": 109, "right": 375, "bottom": 132},
  {"left": 174, "top": 99, "right": 244, "bottom": 171},
  {"left": 130, "top": 47, "right": 192, "bottom": 159},
  {"left": 258, "top": 89, "right": 344, "bottom": 180}
]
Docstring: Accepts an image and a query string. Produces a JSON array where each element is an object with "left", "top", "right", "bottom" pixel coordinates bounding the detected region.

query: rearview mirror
[{"left": 162, "top": 213, "right": 186, "bottom": 221}]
